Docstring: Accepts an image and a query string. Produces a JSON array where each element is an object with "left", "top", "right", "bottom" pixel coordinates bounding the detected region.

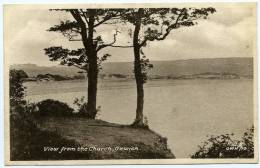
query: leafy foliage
[
  {"left": 44, "top": 9, "right": 127, "bottom": 72},
  {"left": 139, "top": 49, "right": 153, "bottom": 83},
  {"left": 240, "top": 126, "right": 254, "bottom": 157},
  {"left": 122, "top": 8, "right": 216, "bottom": 84},
  {"left": 48, "top": 20, "right": 80, "bottom": 41},
  {"left": 73, "top": 96, "right": 88, "bottom": 115},
  {"left": 73, "top": 96, "right": 101, "bottom": 117},
  {"left": 122, "top": 8, "right": 216, "bottom": 45},
  {"left": 36, "top": 99, "right": 74, "bottom": 117},
  {"left": 9, "top": 69, "right": 28, "bottom": 107},
  {"left": 97, "top": 53, "right": 111, "bottom": 70},
  {"left": 44, "top": 47, "right": 88, "bottom": 70},
  {"left": 191, "top": 126, "right": 254, "bottom": 158}
]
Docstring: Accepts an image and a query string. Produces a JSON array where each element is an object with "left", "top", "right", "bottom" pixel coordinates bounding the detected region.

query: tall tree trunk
[
  {"left": 132, "top": 9, "right": 145, "bottom": 127},
  {"left": 86, "top": 50, "right": 98, "bottom": 119},
  {"left": 81, "top": 9, "right": 98, "bottom": 119}
]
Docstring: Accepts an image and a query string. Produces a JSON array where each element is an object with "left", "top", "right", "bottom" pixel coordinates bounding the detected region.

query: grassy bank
[{"left": 11, "top": 117, "right": 175, "bottom": 160}]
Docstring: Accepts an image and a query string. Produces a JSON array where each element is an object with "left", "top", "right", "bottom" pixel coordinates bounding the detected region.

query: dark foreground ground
[{"left": 11, "top": 117, "right": 175, "bottom": 160}]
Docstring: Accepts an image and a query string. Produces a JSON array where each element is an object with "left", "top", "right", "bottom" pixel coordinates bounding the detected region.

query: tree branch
[
  {"left": 80, "top": 9, "right": 89, "bottom": 24},
  {"left": 110, "top": 45, "right": 133, "bottom": 48},
  {"left": 93, "top": 11, "right": 119, "bottom": 27},
  {"left": 139, "top": 10, "right": 184, "bottom": 47},
  {"left": 96, "top": 29, "right": 121, "bottom": 51},
  {"left": 70, "top": 9, "right": 88, "bottom": 42},
  {"left": 71, "top": 64, "right": 86, "bottom": 71}
]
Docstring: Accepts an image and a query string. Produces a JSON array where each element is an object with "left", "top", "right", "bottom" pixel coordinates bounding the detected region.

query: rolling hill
[{"left": 10, "top": 57, "right": 253, "bottom": 79}]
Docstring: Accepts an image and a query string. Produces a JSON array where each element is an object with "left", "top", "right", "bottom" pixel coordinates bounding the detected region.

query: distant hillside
[
  {"left": 101, "top": 57, "right": 253, "bottom": 77},
  {"left": 10, "top": 64, "right": 80, "bottom": 77},
  {"left": 10, "top": 57, "right": 253, "bottom": 79}
]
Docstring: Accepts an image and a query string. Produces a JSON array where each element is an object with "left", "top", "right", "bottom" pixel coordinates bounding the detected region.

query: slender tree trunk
[
  {"left": 133, "top": 51, "right": 145, "bottom": 126},
  {"left": 86, "top": 50, "right": 98, "bottom": 119},
  {"left": 132, "top": 9, "right": 145, "bottom": 127},
  {"left": 81, "top": 9, "right": 98, "bottom": 119}
]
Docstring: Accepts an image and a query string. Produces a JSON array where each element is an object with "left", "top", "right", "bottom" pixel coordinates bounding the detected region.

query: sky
[{"left": 4, "top": 3, "right": 256, "bottom": 66}]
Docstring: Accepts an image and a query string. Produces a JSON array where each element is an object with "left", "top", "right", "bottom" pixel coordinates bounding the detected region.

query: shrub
[
  {"left": 191, "top": 126, "right": 254, "bottom": 158},
  {"left": 73, "top": 96, "right": 88, "bottom": 115},
  {"left": 36, "top": 99, "right": 74, "bottom": 117},
  {"left": 73, "top": 96, "right": 101, "bottom": 118}
]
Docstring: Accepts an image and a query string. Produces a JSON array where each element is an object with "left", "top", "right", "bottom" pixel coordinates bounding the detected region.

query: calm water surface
[{"left": 24, "top": 79, "right": 253, "bottom": 158}]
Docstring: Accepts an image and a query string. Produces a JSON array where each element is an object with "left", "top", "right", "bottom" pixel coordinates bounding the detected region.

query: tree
[
  {"left": 44, "top": 9, "right": 129, "bottom": 119},
  {"left": 122, "top": 8, "right": 216, "bottom": 127},
  {"left": 9, "top": 69, "right": 27, "bottom": 107}
]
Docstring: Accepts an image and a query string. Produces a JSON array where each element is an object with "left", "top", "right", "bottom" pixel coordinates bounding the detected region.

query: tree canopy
[{"left": 44, "top": 9, "right": 128, "bottom": 72}]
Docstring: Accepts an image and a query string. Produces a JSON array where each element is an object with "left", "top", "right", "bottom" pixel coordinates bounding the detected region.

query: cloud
[
  {"left": 5, "top": 5, "right": 256, "bottom": 66},
  {"left": 210, "top": 5, "right": 254, "bottom": 26},
  {"left": 144, "top": 13, "right": 255, "bottom": 61}
]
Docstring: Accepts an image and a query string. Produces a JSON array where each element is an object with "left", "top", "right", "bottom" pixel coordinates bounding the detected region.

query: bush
[
  {"left": 36, "top": 99, "right": 74, "bottom": 117},
  {"left": 73, "top": 96, "right": 101, "bottom": 118},
  {"left": 191, "top": 126, "right": 254, "bottom": 158},
  {"left": 73, "top": 96, "right": 88, "bottom": 115}
]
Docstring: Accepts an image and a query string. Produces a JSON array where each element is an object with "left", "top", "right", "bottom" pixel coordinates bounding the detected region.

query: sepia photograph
[{"left": 3, "top": 2, "right": 258, "bottom": 165}]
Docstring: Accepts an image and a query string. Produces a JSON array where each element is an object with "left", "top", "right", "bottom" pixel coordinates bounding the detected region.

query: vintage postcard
[{"left": 4, "top": 2, "right": 258, "bottom": 165}]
